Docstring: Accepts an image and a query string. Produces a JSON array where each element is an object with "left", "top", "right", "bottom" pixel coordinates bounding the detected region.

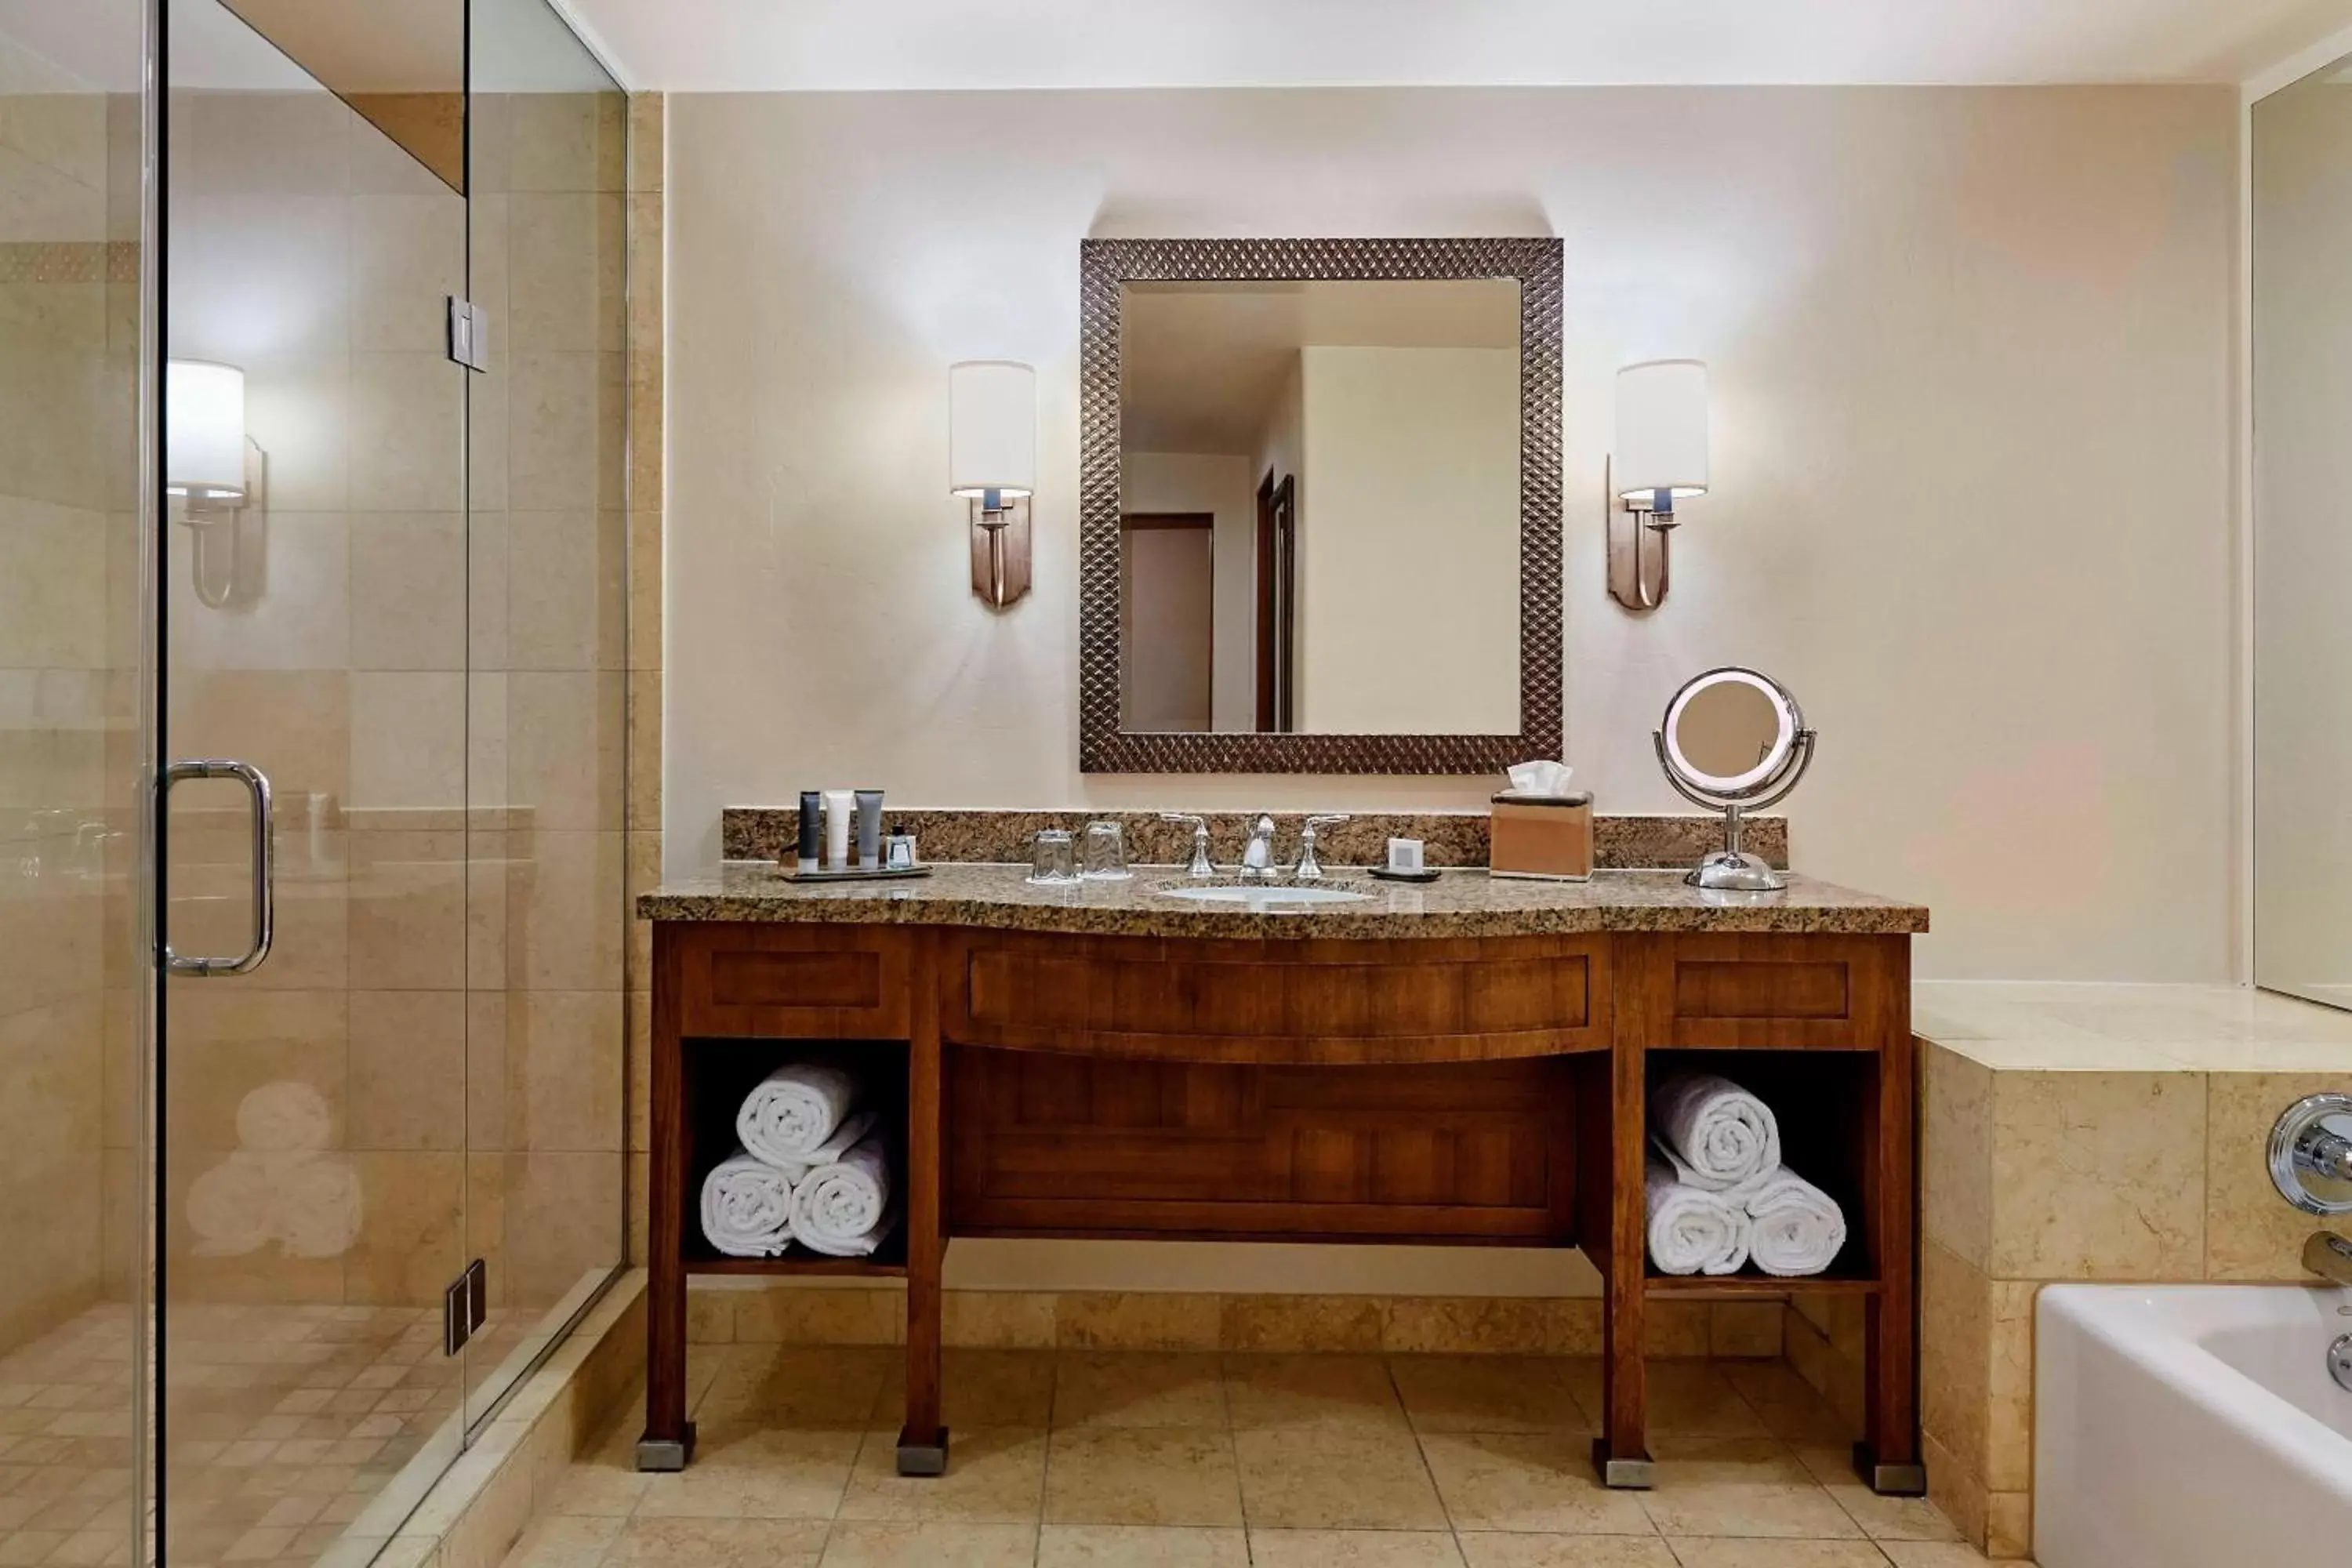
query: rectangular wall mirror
[{"left": 1080, "top": 238, "right": 1562, "bottom": 774}]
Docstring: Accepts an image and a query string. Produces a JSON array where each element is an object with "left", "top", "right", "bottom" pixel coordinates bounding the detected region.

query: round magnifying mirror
[{"left": 1655, "top": 668, "right": 1814, "bottom": 891}]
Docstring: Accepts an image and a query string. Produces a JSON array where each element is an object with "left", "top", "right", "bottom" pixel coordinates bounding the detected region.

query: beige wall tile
[
  {"left": 172, "top": 669, "right": 350, "bottom": 800},
  {"left": 1984, "top": 1490, "right": 2031, "bottom": 1559},
  {"left": 349, "top": 351, "right": 465, "bottom": 513},
  {"left": 1546, "top": 1299, "right": 1602, "bottom": 1356},
  {"left": 350, "top": 194, "right": 463, "bottom": 353},
  {"left": 1983, "top": 1281, "right": 2036, "bottom": 1494},
  {"left": 1642, "top": 1301, "right": 1709, "bottom": 1359},
  {"left": 350, "top": 513, "right": 468, "bottom": 671},
  {"left": 350, "top": 672, "right": 467, "bottom": 810},
  {"left": 1218, "top": 1294, "right": 1383, "bottom": 1353},
  {"left": 510, "top": 94, "right": 624, "bottom": 196},
  {"left": 626, "top": 670, "right": 661, "bottom": 831},
  {"left": 946, "top": 1291, "right": 1058, "bottom": 1349},
  {"left": 511, "top": 353, "right": 621, "bottom": 513},
  {"left": 348, "top": 989, "right": 465, "bottom": 1151},
  {"left": 0, "top": 497, "right": 107, "bottom": 670},
  {"left": 1380, "top": 1297, "right": 1552, "bottom": 1356},
  {"left": 1707, "top": 1301, "right": 1784, "bottom": 1359},
  {"left": 1922, "top": 1044, "right": 1993, "bottom": 1272},
  {"left": 509, "top": 510, "right": 626, "bottom": 670},
  {"left": 2206, "top": 1071, "right": 2352, "bottom": 1279},
  {"left": 1987, "top": 1070, "right": 2206, "bottom": 1280},
  {"left": 508, "top": 829, "right": 626, "bottom": 990},
  {"left": 505, "top": 1151, "right": 622, "bottom": 1308},
  {"left": 347, "top": 1149, "right": 465, "bottom": 1305},
  {"left": 162, "top": 985, "right": 348, "bottom": 1154},
  {"left": 733, "top": 1285, "right": 904, "bottom": 1345},
  {"left": 348, "top": 828, "right": 466, "bottom": 989},
  {"left": 510, "top": 193, "right": 624, "bottom": 355},
  {"left": 507, "top": 990, "right": 624, "bottom": 1152},
  {"left": 626, "top": 194, "right": 662, "bottom": 362},
  {"left": 1918, "top": 1242, "right": 1989, "bottom": 1490},
  {"left": 1058, "top": 1293, "right": 1221, "bottom": 1352},
  {"left": 1920, "top": 1430, "right": 1984, "bottom": 1553},
  {"left": 509, "top": 671, "right": 624, "bottom": 830},
  {"left": 626, "top": 95, "right": 662, "bottom": 196}
]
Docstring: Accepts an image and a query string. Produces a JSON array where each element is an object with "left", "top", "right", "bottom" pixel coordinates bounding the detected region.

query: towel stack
[
  {"left": 699, "top": 1063, "right": 898, "bottom": 1258},
  {"left": 1643, "top": 1072, "right": 1847, "bottom": 1278}
]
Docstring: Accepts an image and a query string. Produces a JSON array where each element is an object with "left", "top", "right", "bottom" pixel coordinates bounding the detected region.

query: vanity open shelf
[{"left": 636, "top": 873, "right": 1927, "bottom": 1495}]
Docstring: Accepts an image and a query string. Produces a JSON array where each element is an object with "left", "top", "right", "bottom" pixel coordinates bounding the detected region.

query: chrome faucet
[
  {"left": 2306, "top": 1232, "right": 2352, "bottom": 1288},
  {"left": 1294, "top": 814, "right": 1351, "bottom": 881},
  {"left": 1160, "top": 814, "right": 1216, "bottom": 878},
  {"left": 1240, "top": 815, "right": 1279, "bottom": 879}
]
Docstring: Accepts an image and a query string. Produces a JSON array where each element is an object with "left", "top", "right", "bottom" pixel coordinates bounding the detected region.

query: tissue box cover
[{"left": 1489, "top": 791, "right": 1594, "bottom": 881}]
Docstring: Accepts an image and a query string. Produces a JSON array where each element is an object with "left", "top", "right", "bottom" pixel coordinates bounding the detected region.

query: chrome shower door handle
[{"left": 159, "top": 759, "right": 274, "bottom": 977}]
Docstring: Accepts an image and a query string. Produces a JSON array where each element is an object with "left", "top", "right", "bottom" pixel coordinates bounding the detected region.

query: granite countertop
[{"left": 637, "top": 862, "right": 1929, "bottom": 938}]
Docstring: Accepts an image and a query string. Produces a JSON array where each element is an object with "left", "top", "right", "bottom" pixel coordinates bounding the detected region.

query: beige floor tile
[
  {"left": 1664, "top": 1542, "right": 1892, "bottom": 1566},
  {"left": 1034, "top": 1524, "right": 1250, "bottom": 1567},
  {"left": 1878, "top": 1545, "right": 2032, "bottom": 1567},
  {"left": 1221, "top": 1356, "right": 1406, "bottom": 1431},
  {"left": 1791, "top": 1447, "right": 1960, "bottom": 1544},
  {"left": 1458, "top": 1534, "right": 1680, "bottom": 1566},
  {"left": 871, "top": 1351, "right": 1058, "bottom": 1429},
  {"left": 695, "top": 1347, "right": 893, "bottom": 1428},
  {"left": 632, "top": 1423, "right": 859, "bottom": 1519},
  {"left": 1390, "top": 1356, "right": 1595, "bottom": 1434},
  {"left": 500, "top": 1514, "right": 623, "bottom": 1568},
  {"left": 815, "top": 1520, "right": 1039, "bottom": 1566},
  {"left": 1418, "top": 1431, "right": 1656, "bottom": 1537},
  {"left": 1639, "top": 1439, "right": 1863, "bottom": 1541},
  {"left": 1631, "top": 1362, "right": 1770, "bottom": 1439},
  {"left": 1044, "top": 1428, "right": 1243, "bottom": 1527},
  {"left": 1052, "top": 1354, "right": 1227, "bottom": 1431},
  {"left": 1249, "top": 1529, "right": 1467, "bottom": 1566},
  {"left": 601, "top": 1515, "right": 828, "bottom": 1568},
  {"left": 537, "top": 1425, "right": 654, "bottom": 1517},
  {"left": 1229, "top": 1425, "right": 1446, "bottom": 1530},
  {"left": 1719, "top": 1366, "right": 1853, "bottom": 1446},
  {"left": 835, "top": 1428, "right": 1047, "bottom": 1524}
]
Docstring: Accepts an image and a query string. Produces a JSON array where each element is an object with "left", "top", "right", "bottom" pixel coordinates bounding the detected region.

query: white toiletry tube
[{"left": 822, "top": 789, "right": 855, "bottom": 869}]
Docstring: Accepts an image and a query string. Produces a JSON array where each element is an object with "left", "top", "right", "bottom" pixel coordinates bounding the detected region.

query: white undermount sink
[{"left": 1155, "top": 881, "right": 1372, "bottom": 907}]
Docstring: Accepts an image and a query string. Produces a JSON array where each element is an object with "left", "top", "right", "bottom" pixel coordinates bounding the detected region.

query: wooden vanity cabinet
[{"left": 639, "top": 920, "right": 1922, "bottom": 1495}]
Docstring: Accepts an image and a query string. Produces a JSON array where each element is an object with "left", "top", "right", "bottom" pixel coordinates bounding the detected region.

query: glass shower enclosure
[{"left": 0, "top": 0, "right": 633, "bottom": 1562}]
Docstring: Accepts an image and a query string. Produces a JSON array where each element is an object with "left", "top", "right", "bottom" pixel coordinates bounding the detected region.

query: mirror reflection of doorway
[
  {"left": 1120, "top": 514, "right": 1216, "bottom": 731},
  {"left": 1255, "top": 474, "right": 1296, "bottom": 732}
]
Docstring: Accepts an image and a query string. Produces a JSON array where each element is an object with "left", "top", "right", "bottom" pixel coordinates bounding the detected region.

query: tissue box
[{"left": 1489, "top": 791, "right": 1594, "bottom": 880}]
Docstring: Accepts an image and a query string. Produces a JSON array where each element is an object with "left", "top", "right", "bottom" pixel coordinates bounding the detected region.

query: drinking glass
[
  {"left": 1080, "top": 820, "right": 1131, "bottom": 881},
  {"left": 1027, "top": 829, "right": 1078, "bottom": 884}
]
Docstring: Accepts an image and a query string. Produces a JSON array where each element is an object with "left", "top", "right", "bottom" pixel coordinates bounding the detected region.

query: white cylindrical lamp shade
[
  {"left": 166, "top": 358, "right": 248, "bottom": 499},
  {"left": 1614, "top": 358, "right": 1708, "bottom": 500},
  {"left": 949, "top": 360, "right": 1036, "bottom": 499}
]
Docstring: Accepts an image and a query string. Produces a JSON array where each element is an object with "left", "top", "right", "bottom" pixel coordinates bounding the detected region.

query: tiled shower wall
[
  {"left": 158, "top": 82, "right": 629, "bottom": 1318},
  {"left": 0, "top": 38, "right": 141, "bottom": 1355}
]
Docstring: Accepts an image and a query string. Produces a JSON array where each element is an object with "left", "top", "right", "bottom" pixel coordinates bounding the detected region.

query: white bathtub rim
[{"left": 2038, "top": 1282, "right": 2352, "bottom": 1483}]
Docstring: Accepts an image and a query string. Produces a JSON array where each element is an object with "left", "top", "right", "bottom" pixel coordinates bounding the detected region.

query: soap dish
[{"left": 1367, "top": 866, "right": 1442, "bottom": 884}]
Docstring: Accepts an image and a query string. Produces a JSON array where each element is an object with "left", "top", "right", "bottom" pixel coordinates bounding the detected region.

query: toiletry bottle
[
  {"left": 855, "top": 789, "right": 885, "bottom": 868},
  {"left": 797, "top": 792, "right": 822, "bottom": 872}
]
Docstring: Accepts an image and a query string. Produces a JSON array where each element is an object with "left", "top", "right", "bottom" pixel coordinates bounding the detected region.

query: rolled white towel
[
  {"left": 1651, "top": 1072, "right": 1780, "bottom": 1194},
  {"left": 700, "top": 1149, "right": 795, "bottom": 1258},
  {"left": 1645, "top": 1153, "right": 1752, "bottom": 1276},
  {"left": 736, "top": 1063, "right": 860, "bottom": 1166},
  {"left": 1743, "top": 1167, "right": 1847, "bottom": 1278},
  {"left": 789, "top": 1133, "right": 894, "bottom": 1258},
  {"left": 753, "top": 1109, "right": 880, "bottom": 1188}
]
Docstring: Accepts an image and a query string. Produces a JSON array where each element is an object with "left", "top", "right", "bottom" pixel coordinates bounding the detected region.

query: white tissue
[{"left": 1505, "top": 760, "right": 1574, "bottom": 797}]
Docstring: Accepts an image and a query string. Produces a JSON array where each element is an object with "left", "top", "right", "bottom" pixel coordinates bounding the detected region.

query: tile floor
[
  {"left": 0, "top": 1301, "right": 529, "bottom": 1568},
  {"left": 506, "top": 1346, "right": 2035, "bottom": 1568}
]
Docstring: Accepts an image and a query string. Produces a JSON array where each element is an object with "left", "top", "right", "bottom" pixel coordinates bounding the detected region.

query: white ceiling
[{"left": 564, "top": 0, "right": 2352, "bottom": 91}]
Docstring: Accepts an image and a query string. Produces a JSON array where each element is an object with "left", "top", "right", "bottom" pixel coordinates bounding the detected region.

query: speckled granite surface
[
  {"left": 721, "top": 807, "right": 1788, "bottom": 871},
  {"left": 637, "top": 862, "right": 1926, "bottom": 938}
]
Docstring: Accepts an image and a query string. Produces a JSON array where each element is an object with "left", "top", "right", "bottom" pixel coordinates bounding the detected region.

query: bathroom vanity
[{"left": 634, "top": 862, "right": 1930, "bottom": 1494}]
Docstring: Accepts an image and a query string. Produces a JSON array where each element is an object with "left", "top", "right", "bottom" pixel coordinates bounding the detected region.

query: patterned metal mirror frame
[{"left": 1078, "top": 237, "right": 1565, "bottom": 774}]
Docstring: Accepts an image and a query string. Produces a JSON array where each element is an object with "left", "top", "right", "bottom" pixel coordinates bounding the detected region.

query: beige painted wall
[
  {"left": 1296, "top": 343, "right": 1521, "bottom": 734},
  {"left": 1117, "top": 524, "right": 1215, "bottom": 731},
  {"left": 664, "top": 85, "right": 2237, "bottom": 982}
]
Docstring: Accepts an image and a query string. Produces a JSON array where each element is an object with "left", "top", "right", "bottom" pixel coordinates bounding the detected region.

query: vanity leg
[
  {"left": 638, "top": 925, "right": 695, "bottom": 1472},
  {"left": 897, "top": 931, "right": 950, "bottom": 1477},
  {"left": 1858, "top": 1018, "right": 1924, "bottom": 1495},
  {"left": 1595, "top": 1034, "right": 1653, "bottom": 1488}
]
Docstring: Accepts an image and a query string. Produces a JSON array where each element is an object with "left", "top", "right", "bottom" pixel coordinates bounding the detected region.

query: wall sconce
[
  {"left": 166, "top": 358, "right": 269, "bottom": 611},
  {"left": 1606, "top": 358, "right": 1708, "bottom": 612},
  {"left": 949, "top": 359, "right": 1036, "bottom": 609}
]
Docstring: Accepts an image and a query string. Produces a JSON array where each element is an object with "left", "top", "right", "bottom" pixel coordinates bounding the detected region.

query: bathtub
[{"left": 2036, "top": 1283, "right": 2352, "bottom": 1566}]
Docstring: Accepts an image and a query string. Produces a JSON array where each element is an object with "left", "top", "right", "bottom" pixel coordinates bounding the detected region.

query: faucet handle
[
  {"left": 1160, "top": 813, "right": 1215, "bottom": 878},
  {"left": 1294, "top": 815, "right": 1351, "bottom": 881}
]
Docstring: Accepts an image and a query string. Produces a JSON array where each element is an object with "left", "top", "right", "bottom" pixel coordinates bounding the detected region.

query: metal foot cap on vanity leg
[
  {"left": 635, "top": 1422, "right": 695, "bottom": 1472},
  {"left": 895, "top": 1425, "right": 950, "bottom": 1477},
  {"left": 1591, "top": 1437, "right": 1655, "bottom": 1490},
  {"left": 1853, "top": 1443, "right": 1926, "bottom": 1496}
]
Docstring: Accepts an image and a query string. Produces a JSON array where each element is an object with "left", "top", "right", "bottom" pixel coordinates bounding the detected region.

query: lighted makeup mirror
[{"left": 1654, "top": 667, "right": 1815, "bottom": 891}]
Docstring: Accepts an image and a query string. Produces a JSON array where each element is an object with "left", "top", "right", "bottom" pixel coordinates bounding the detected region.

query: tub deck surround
[
  {"left": 637, "top": 862, "right": 1929, "bottom": 1501},
  {"left": 641, "top": 862, "right": 1925, "bottom": 938},
  {"left": 720, "top": 804, "right": 1791, "bottom": 870}
]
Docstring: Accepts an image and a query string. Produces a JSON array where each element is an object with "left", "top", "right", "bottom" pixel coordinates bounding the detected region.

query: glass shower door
[{"left": 159, "top": 0, "right": 474, "bottom": 1557}]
